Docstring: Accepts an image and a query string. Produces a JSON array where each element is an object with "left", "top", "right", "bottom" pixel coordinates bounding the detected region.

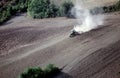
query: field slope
[{"left": 0, "top": 12, "right": 120, "bottom": 78}]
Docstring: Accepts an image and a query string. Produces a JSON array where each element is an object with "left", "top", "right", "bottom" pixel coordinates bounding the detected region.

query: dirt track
[{"left": 0, "top": 12, "right": 120, "bottom": 78}]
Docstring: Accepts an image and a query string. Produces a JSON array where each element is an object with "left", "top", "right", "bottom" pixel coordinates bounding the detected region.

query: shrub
[
  {"left": 20, "top": 67, "right": 44, "bottom": 78},
  {"left": 11, "top": 0, "right": 30, "bottom": 13},
  {"left": 0, "top": 0, "right": 30, "bottom": 25},
  {"left": 28, "top": 0, "right": 74, "bottom": 18},
  {"left": 102, "top": 0, "right": 120, "bottom": 13},
  {"left": 0, "top": 6, "right": 11, "bottom": 24},
  {"left": 61, "top": 1, "right": 74, "bottom": 17},
  {"left": 44, "top": 64, "right": 60, "bottom": 77},
  {"left": 27, "top": 0, "right": 59, "bottom": 19},
  {"left": 0, "top": 0, "right": 75, "bottom": 24},
  {"left": 19, "top": 64, "right": 60, "bottom": 78},
  {"left": 90, "top": 0, "right": 120, "bottom": 14}
]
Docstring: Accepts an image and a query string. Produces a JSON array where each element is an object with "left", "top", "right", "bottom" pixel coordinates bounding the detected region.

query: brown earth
[{"left": 0, "top": 12, "right": 120, "bottom": 78}]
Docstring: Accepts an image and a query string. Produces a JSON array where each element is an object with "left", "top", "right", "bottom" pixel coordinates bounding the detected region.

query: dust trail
[{"left": 72, "top": 0, "right": 105, "bottom": 34}]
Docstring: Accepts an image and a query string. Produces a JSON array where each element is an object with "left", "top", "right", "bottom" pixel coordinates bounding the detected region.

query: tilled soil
[{"left": 0, "top": 12, "right": 120, "bottom": 78}]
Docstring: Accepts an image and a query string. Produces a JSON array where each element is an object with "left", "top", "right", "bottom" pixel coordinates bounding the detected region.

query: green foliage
[
  {"left": 0, "top": 5, "right": 12, "bottom": 24},
  {"left": 0, "top": 0, "right": 30, "bottom": 25},
  {"left": 10, "top": 0, "right": 30, "bottom": 13},
  {"left": 20, "top": 67, "right": 44, "bottom": 78},
  {"left": 28, "top": 0, "right": 74, "bottom": 18},
  {"left": 19, "top": 64, "right": 60, "bottom": 78},
  {"left": 0, "top": 0, "right": 74, "bottom": 24},
  {"left": 44, "top": 64, "right": 60, "bottom": 77},
  {"left": 28, "top": 0, "right": 59, "bottom": 19}
]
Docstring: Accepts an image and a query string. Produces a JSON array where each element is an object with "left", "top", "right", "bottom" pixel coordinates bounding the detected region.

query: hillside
[
  {"left": 0, "top": 0, "right": 120, "bottom": 78},
  {"left": 0, "top": 11, "right": 120, "bottom": 78}
]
